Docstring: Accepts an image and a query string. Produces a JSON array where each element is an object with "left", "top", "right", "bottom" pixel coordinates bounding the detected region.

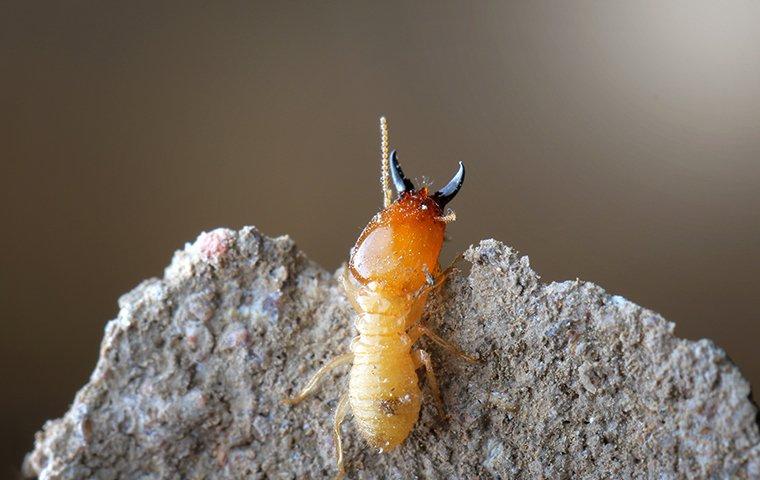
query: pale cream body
[{"left": 343, "top": 272, "right": 430, "bottom": 450}]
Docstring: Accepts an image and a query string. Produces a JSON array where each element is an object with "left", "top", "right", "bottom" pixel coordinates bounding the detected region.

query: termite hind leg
[
  {"left": 413, "top": 348, "right": 447, "bottom": 419},
  {"left": 333, "top": 392, "right": 350, "bottom": 480},
  {"left": 408, "top": 325, "right": 478, "bottom": 364},
  {"left": 283, "top": 352, "right": 354, "bottom": 405}
]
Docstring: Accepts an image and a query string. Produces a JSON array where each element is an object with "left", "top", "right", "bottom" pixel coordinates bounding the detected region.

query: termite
[{"left": 284, "top": 117, "right": 477, "bottom": 479}]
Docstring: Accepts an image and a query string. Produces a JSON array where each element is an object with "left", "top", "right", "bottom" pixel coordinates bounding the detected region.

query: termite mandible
[{"left": 284, "top": 116, "right": 477, "bottom": 479}]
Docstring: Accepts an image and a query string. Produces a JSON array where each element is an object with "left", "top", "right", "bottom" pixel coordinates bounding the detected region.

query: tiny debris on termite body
[{"left": 284, "top": 116, "right": 478, "bottom": 479}]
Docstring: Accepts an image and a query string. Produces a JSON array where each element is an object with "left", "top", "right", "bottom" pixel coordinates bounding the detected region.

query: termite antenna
[
  {"left": 380, "top": 116, "right": 392, "bottom": 208},
  {"left": 435, "top": 211, "right": 457, "bottom": 223}
]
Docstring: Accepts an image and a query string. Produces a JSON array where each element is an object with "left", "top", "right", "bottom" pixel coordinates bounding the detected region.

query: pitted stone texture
[{"left": 24, "top": 229, "right": 759, "bottom": 479}]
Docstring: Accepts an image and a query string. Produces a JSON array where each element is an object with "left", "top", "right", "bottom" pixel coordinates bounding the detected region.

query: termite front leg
[
  {"left": 412, "top": 348, "right": 447, "bottom": 418},
  {"left": 438, "top": 251, "right": 464, "bottom": 281},
  {"left": 416, "top": 253, "right": 465, "bottom": 299},
  {"left": 333, "top": 393, "right": 350, "bottom": 480},
  {"left": 408, "top": 325, "right": 478, "bottom": 364},
  {"left": 283, "top": 352, "right": 354, "bottom": 405}
]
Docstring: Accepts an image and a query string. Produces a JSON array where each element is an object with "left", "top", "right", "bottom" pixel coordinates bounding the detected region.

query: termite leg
[
  {"left": 333, "top": 392, "right": 350, "bottom": 480},
  {"left": 283, "top": 353, "right": 354, "bottom": 405},
  {"left": 341, "top": 268, "right": 364, "bottom": 312},
  {"left": 415, "top": 253, "right": 465, "bottom": 298},
  {"left": 439, "top": 252, "right": 465, "bottom": 281},
  {"left": 408, "top": 325, "right": 478, "bottom": 364},
  {"left": 412, "top": 348, "right": 447, "bottom": 419}
]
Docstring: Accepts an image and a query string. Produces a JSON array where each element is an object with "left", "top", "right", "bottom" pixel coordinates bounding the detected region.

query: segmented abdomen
[{"left": 348, "top": 320, "right": 421, "bottom": 450}]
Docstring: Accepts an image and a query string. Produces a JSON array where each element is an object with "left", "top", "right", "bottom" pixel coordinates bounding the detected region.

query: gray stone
[{"left": 24, "top": 227, "right": 760, "bottom": 479}]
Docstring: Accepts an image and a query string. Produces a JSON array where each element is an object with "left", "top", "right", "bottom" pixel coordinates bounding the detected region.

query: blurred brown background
[{"left": 2, "top": 0, "right": 759, "bottom": 475}]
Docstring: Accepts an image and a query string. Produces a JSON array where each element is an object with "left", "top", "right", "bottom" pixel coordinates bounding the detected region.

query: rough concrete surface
[{"left": 24, "top": 227, "right": 759, "bottom": 479}]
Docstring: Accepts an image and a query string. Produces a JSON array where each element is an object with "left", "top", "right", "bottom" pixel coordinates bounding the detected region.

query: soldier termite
[{"left": 284, "top": 116, "right": 477, "bottom": 479}]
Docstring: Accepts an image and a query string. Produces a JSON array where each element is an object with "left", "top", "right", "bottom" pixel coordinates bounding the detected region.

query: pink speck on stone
[
  {"left": 195, "top": 229, "right": 234, "bottom": 264},
  {"left": 229, "top": 328, "right": 249, "bottom": 348}
]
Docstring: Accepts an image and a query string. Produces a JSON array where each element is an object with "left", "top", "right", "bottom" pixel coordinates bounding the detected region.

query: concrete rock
[{"left": 24, "top": 227, "right": 760, "bottom": 479}]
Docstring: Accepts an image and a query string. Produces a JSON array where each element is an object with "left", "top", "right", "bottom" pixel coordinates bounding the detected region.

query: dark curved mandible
[
  {"left": 389, "top": 150, "right": 415, "bottom": 195},
  {"left": 431, "top": 161, "right": 465, "bottom": 209}
]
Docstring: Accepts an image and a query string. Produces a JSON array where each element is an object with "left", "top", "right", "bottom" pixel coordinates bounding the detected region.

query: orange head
[{"left": 349, "top": 150, "right": 465, "bottom": 295}]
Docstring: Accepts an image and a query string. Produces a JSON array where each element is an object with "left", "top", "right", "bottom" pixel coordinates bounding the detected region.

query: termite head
[
  {"left": 389, "top": 150, "right": 465, "bottom": 211},
  {"left": 349, "top": 150, "right": 465, "bottom": 294}
]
